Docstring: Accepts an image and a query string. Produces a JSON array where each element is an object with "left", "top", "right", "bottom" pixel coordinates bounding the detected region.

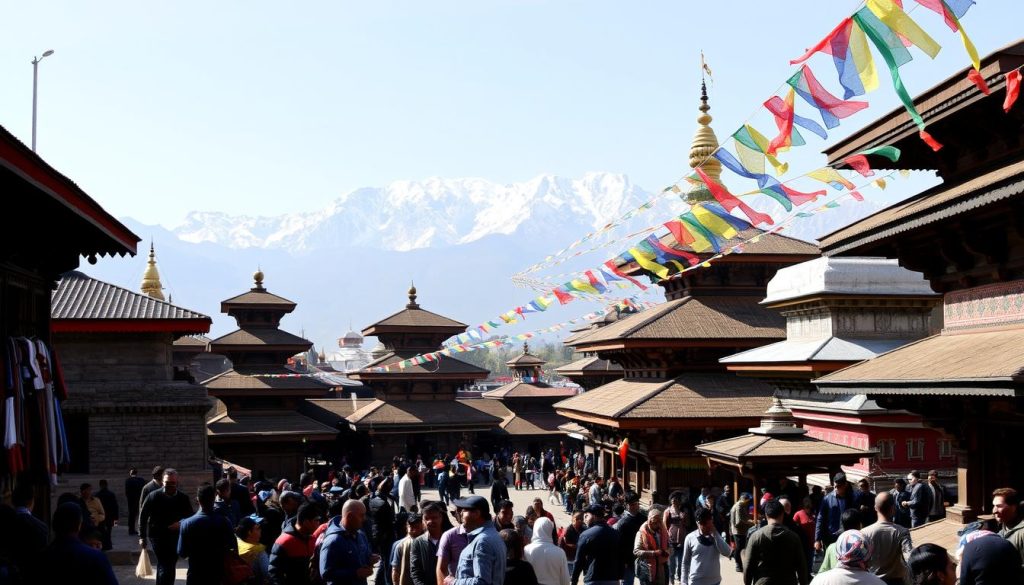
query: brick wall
[{"left": 56, "top": 332, "right": 175, "bottom": 382}]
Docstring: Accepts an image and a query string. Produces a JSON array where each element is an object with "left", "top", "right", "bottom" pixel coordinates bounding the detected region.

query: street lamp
[{"left": 31, "top": 49, "right": 55, "bottom": 152}]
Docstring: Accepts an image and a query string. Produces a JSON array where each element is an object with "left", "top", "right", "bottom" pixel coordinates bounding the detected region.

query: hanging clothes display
[{"left": 2, "top": 337, "right": 70, "bottom": 484}]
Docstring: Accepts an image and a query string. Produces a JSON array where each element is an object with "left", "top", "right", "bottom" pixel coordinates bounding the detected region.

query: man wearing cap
[
  {"left": 815, "top": 472, "right": 857, "bottom": 554},
  {"left": 615, "top": 492, "right": 645, "bottom": 585},
  {"left": 729, "top": 492, "right": 754, "bottom": 572},
  {"left": 572, "top": 504, "right": 620, "bottom": 585},
  {"left": 444, "top": 495, "right": 505, "bottom": 585}
]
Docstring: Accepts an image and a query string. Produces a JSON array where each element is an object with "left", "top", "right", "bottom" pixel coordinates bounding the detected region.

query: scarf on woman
[{"left": 637, "top": 522, "right": 670, "bottom": 580}]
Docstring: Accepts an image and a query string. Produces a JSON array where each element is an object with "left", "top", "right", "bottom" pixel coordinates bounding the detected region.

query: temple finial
[
  {"left": 253, "top": 267, "right": 265, "bottom": 291},
  {"left": 407, "top": 282, "right": 419, "bottom": 309},
  {"left": 140, "top": 240, "right": 165, "bottom": 301},
  {"left": 687, "top": 75, "right": 723, "bottom": 202}
]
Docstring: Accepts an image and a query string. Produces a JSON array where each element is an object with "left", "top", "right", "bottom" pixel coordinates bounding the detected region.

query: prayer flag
[
  {"left": 693, "top": 167, "right": 774, "bottom": 226},
  {"left": 808, "top": 167, "right": 857, "bottom": 191},
  {"left": 1005, "top": 69, "right": 1022, "bottom": 113},
  {"left": 787, "top": 65, "right": 869, "bottom": 129},
  {"left": 765, "top": 88, "right": 802, "bottom": 155},
  {"left": 692, "top": 204, "right": 740, "bottom": 240},
  {"left": 679, "top": 212, "right": 722, "bottom": 253},
  {"left": 618, "top": 438, "right": 629, "bottom": 467},
  {"left": 733, "top": 125, "right": 789, "bottom": 175},
  {"left": 713, "top": 148, "right": 824, "bottom": 210},
  {"left": 604, "top": 258, "right": 648, "bottom": 290},
  {"left": 552, "top": 287, "right": 574, "bottom": 305},
  {"left": 629, "top": 246, "right": 670, "bottom": 279},
  {"left": 646, "top": 234, "right": 700, "bottom": 268},
  {"left": 866, "top": 0, "right": 941, "bottom": 58},
  {"left": 967, "top": 69, "right": 990, "bottom": 95}
]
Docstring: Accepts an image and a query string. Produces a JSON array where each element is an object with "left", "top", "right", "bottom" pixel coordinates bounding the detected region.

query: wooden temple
[
  {"left": 481, "top": 343, "right": 577, "bottom": 455},
  {"left": 204, "top": 270, "right": 337, "bottom": 480},
  {"left": 555, "top": 88, "right": 819, "bottom": 501},
  {"left": 812, "top": 40, "right": 1024, "bottom": 543},
  {"left": 345, "top": 285, "right": 501, "bottom": 464},
  {"left": 555, "top": 313, "right": 625, "bottom": 390}
]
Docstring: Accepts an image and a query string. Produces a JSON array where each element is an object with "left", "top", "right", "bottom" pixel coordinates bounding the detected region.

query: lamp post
[{"left": 31, "top": 49, "right": 55, "bottom": 152}]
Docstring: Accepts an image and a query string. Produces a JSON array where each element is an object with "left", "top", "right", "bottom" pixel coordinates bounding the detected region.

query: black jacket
[
  {"left": 614, "top": 510, "right": 646, "bottom": 569},
  {"left": 409, "top": 533, "right": 440, "bottom": 585},
  {"left": 125, "top": 476, "right": 146, "bottom": 509},
  {"left": 139, "top": 488, "right": 193, "bottom": 542},
  {"left": 96, "top": 488, "right": 119, "bottom": 527},
  {"left": 572, "top": 523, "right": 620, "bottom": 585}
]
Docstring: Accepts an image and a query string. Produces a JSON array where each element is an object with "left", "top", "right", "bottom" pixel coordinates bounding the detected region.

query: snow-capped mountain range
[
  {"left": 173, "top": 173, "right": 654, "bottom": 252},
  {"left": 86, "top": 171, "right": 913, "bottom": 348}
]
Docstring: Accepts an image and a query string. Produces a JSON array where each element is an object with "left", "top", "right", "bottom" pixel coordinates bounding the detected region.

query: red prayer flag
[
  {"left": 765, "top": 91, "right": 796, "bottom": 156},
  {"left": 1005, "top": 69, "right": 1022, "bottom": 113},
  {"left": 850, "top": 190, "right": 865, "bottom": 202},
  {"left": 603, "top": 259, "right": 647, "bottom": 291},
  {"left": 919, "top": 129, "right": 943, "bottom": 152},
  {"left": 552, "top": 287, "right": 574, "bottom": 305},
  {"left": 618, "top": 438, "right": 629, "bottom": 467},
  {"left": 694, "top": 168, "right": 774, "bottom": 226},
  {"left": 791, "top": 18, "right": 853, "bottom": 64},
  {"left": 843, "top": 154, "right": 875, "bottom": 177},
  {"left": 665, "top": 219, "right": 696, "bottom": 247},
  {"left": 967, "top": 69, "right": 991, "bottom": 95}
]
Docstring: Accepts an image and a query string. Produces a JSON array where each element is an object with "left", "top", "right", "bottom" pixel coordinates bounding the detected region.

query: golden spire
[
  {"left": 687, "top": 81, "right": 723, "bottom": 203},
  {"left": 140, "top": 241, "right": 165, "bottom": 301},
  {"left": 253, "top": 267, "right": 265, "bottom": 292}
]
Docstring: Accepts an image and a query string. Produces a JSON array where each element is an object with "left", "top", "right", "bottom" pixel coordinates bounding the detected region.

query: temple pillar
[{"left": 946, "top": 447, "right": 980, "bottom": 523}]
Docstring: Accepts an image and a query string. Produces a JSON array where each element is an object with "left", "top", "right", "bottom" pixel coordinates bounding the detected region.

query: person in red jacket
[{"left": 269, "top": 502, "right": 320, "bottom": 585}]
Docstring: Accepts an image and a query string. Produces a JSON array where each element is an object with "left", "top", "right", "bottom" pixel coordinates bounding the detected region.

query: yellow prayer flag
[
  {"left": 873, "top": 178, "right": 888, "bottom": 190},
  {"left": 849, "top": 20, "right": 880, "bottom": 93},
  {"left": 867, "top": 0, "right": 941, "bottom": 59},
  {"left": 569, "top": 278, "right": 599, "bottom": 295},
  {"left": 743, "top": 125, "right": 789, "bottom": 175},
  {"left": 629, "top": 247, "right": 669, "bottom": 279},
  {"left": 691, "top": 205, "right": 739, "bottom": 240}
]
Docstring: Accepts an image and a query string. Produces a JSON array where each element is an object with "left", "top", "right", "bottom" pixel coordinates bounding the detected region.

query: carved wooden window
[
  {"left": 906, "top": 439, "right": 926, "bottom": 461},
  {"left": 938, "top": 439, "right": 954, "bottom": 459},
  {"left": 877, "top": 440, "right": 895, "bottom": 460}
]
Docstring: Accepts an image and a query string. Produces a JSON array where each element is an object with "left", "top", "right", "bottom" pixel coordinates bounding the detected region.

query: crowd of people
[{"left": 2, "top": 453, "right": 1023, "bottom": 585}]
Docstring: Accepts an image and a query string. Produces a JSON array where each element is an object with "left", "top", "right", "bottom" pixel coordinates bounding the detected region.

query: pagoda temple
[
  {"left": 346, "top": 285, "right": 500, "bottom": 464},
  {"left": 481, "top": 343, "right": 577, "bottom": 455},
  {"left": 555, "top": 312, "right": 626, "bottom": 390},
  {"left": 719, "top": 256, "right": 955, "bottom": 489},
  {"left": 203, "top": 270, "right": 336, "bottom": 480},
  {"left": 555, "top": 86, "right": 819, "bottom": 501},
  {"left": 809, "top": 40, "right": 1024, "bottom": 549}
]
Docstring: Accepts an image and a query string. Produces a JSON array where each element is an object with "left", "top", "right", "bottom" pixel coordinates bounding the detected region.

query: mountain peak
[{"left": 172, "top": 173, "right": 649, "bottom": 252}]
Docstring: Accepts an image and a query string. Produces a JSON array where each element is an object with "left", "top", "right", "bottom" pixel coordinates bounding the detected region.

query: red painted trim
[
  {"left": 0, "top": 129, "right": 139, "bottom": 253},
  {"left": 51, "top": 318, "right": 211, "bottom": 334}
]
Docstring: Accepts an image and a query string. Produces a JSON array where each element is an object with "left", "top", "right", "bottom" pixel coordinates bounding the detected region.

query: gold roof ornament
[
  {"left": 686, "top": 80, "right": 723, "bottom": 203},
  {"left": 140, "top": 241, "right": 165, "bottom": 301}
]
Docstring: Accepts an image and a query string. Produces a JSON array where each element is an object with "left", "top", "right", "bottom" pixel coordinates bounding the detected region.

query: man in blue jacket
[
  {"left": 321, "top": 499, "right": 379, "bottom": 585},
  {"left": 814, "top": 472, "right": 857, "bottom": 555},
  {"left": 178, "top": 483, "right": 236, "bottom": 585}
]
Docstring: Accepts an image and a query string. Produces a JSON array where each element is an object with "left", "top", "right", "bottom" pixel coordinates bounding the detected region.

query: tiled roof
[
  {"left": 507, "top": 353, "right": 546, "bottom": 366},
  {"left": 555, "top": 374, "right": 774, "bottom": 420},
  {"left": 815, "top": 327, "right": 1024, "bottom": 396},
  {"left": 209, "top": 328, "right": 312, "bottom": 348},
  {"left": 52, "top": 271, "right": 210, "bottom": 323},
  {"left": 572, "top": 296, "right": 785, "bottom": 346},
  {"left": 347, "top": 398, "right": 506, "bottom": 428},
  {"left": 819, "top": 160, "right": 1024, "bottom": 254},
  {"left": 221, "top": 289, "right": 297, "bottom": 308},
  {"left": 363, "top": 307, "right": 467, "bottom": 331},
  {"left": 202, "top": 366, "right": 334, "bottom": 392},
  {"left": 499, "top": 413, "right": 567, "bottom": 436},
  {"left": 481, "top": 382, "right": 578, "bottom": 399},
  {"left": 697, "top": 433, "right": 874, "bottom": 461},
  {"left": 173, "top": 335, "right": 211, "bottom": 347},
  {"left": 207, "top": 410, "right": 338, "bottom": 438},
  {"left": 301, "top": 398, "right": 377, "bottom": 425},
  {"left": 355, "top": 352, "right": 489, "bottom": 378},
  {"left": 555, "top": 356, "right": 623, "bottom": 375}
]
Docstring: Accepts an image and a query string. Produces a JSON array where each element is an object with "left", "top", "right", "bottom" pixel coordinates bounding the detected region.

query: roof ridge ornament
[
  {"left": 407, "top": 281, "right": 419, "bottom": 309},
  {"left": 749, "top": 395, "right": 806, "bottom": 436},
  {"left": 253, "top": 267, "right": 266, "bottom": 292}
]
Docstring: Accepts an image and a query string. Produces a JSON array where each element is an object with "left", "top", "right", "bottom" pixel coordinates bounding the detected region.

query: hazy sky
[{"left": 2, "top": 1, "right": 1018, "bottom": 227}]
